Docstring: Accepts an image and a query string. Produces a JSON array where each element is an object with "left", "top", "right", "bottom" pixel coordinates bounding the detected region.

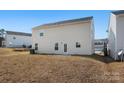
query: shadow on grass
[
  {"left": 72, "top": 54, "right": 115, "bottom": 64},
  {"left": 31, "top": 52, "right": 116, "bottom": 64}
]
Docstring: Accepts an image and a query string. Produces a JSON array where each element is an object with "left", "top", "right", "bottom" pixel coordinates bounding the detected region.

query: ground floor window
[
  {"left": 64, "top": 44, "right": 67, "bottom": 52},
  {"left": 40, "top": 33, "right": 44, "bottom": 37},
  {"left": 55, "top": 43, "right": 58, "bottom": 50},
  {"left": 35, "top": 43, "right": 38, "bottom": 50},
  {"left": 76, "top": 42, "right": 81, "bottom": 48}
]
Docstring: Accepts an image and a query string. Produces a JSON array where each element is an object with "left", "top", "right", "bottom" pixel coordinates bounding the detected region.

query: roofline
[
  {"left": 112, "top": 10, "right": 124, "bottom": 15},
  {"left": 95, "top": 38, "right": 108, "bottom": 41},
  {"left": 6, "top": 31, "right": 32, "bottom": 36},
  {"left": 32, "top": 16, "right": 93, "bottom": 30}
]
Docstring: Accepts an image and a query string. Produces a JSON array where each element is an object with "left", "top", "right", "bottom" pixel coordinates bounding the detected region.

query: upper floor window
[
  {"left": 40, "top": 33, "right": 44, "bottom": 37},
  {"left": 95, "top": 42, "right": 103, "bottom": 45},
  {"left": 76, "top": 42, "right": 81, "bottom": 48}
]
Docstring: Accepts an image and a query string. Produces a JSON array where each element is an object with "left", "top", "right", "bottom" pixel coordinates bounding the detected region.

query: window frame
[
  {"left": 40, "top": 33, "right": 44, "bottom": 37},
  {"left": 76, "top": 42, "right": 81, "bottom": 48},
  {"left": 55, "top": 43, "right": 59, "bottom": 51},
  {"left": 13, "top": 36, "right": 16, "bottom": 40},
  {"left": 35, "top": 43, "right": 38, "bottom": 50}
]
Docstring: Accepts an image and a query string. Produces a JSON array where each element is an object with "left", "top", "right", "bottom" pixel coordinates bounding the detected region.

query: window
[
  {"left": 40, "top": 33, "right": 44, "bottom": 36},
  {"left": 95, "top": 42, "right": 98, "bottom": 45},
  {"left": 76, "top": 42, "right": 81, "bottom": 48},
  {"left": 13, "top": 37, "right": 16, "bottom": 39},
  {"left": 35, "top": 43, "right": 38, "bottom": 50},
  {"left": 95, "top": 42, "right": 103, "bottom": 45},
  {"left": 55, "top": 43, "right": 58, "bottom": 50}
]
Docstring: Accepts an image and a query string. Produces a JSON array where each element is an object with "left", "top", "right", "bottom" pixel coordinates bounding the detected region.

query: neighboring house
[
  {"left": 0, "top": 37, "right": 4, "bottom": 47},
  {"left": 32, "top": 17, "right": 95, "bottom": 55},
  {"left": 108, "top": 10, "right": 124, "bottom": 60},
  {"left": 94, "top": 39, "right": 108, "bottom": 52},
  {"left": 4, "top": 31, "right": 32, "bottom": 48}
]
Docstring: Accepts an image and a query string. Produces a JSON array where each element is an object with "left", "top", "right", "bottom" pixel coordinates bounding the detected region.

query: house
[
  {"left": 108, "top": 10, "right": 124, "bottom": 60},
  {"left": 4, "top": 31, "right": 32, "bottom": 48},
  {"left": 94, "top": 38, "right": 108, "bottom": 52},
  {"left": 0, "top": 37, "right": 4, "bottom": 47},
  {"left": 32, "top": 17, "right": 94, "bottom": 55}
]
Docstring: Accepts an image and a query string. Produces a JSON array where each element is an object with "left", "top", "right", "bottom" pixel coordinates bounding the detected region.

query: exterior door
[
  {"left": 64, "top": 44, "right": 67, "bottom": 52},
  {"left": 35, "top": 43, "right": 38, "bottom": 50}
]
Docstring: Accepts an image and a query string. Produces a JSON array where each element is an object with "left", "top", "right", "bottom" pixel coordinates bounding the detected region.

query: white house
[
  {"left": 108, "top": 10, "right": 124, "bottom": 60},
  {"left": 4, "top": 31, "right": 32, "bottom": 48},
  {"left": 32, "top": 17, "right": 94, "bottom": 55},
  {"left": 94, "top": 39, "right": 108, "bottom": 52}
]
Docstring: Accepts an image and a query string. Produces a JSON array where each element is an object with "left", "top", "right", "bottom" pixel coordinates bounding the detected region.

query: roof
[
  {"left": 95, "top": 38, "right": 108, "bottom": 41},
  {"left": 112, "top": 10, "right": 124, "bottom": 15},
  {"left": 6, "top": 31, "right": 32, "bottom": 36},
  {"left": 32, "top": 16, "right": 93, "bottom": 30}
]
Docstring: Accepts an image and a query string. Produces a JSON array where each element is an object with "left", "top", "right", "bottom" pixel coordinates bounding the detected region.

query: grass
[{"left": 0, "top": 48, "right": 124, "bottom": 83}]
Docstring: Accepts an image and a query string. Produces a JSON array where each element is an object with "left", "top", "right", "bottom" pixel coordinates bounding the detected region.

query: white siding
[
  {"left": 108, "top": 14, "right": 117, "bottom": 59},
  {"left": 108, "top": 13, "right": 124, "bottom": 60},
  {"left": 91, "top": 19, "right": 95, "bottom": 54},
  {"left": 116, "top": 15, "right": 124, "bottom": 52},
  {"left": 32, "top": 21, "right": 94, "bottom": 55},
  {"left": 5, "top": 34, "right": 32, "bottom": 48},
  {"left": 95, "top": 39, "right": 107, "bottom": 51}
]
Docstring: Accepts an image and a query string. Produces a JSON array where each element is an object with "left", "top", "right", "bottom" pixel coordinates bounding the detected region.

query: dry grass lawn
[{"left": 0, "top": 48, "right": 124, "bottom": 83}]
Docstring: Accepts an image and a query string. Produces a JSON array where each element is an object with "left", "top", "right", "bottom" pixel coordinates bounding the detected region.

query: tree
[{"left": 0, "top": 29, "right": 5, "bottom": 38}]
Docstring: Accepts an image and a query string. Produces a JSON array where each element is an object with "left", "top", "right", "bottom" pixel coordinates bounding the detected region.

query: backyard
[{"left": 0, "top": 48, "right": 124, "bottom": 83}]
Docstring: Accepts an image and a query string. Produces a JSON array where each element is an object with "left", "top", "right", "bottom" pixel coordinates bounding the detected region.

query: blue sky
[{"left": 0, "top": 10, "right": 111, "bottom": 39}]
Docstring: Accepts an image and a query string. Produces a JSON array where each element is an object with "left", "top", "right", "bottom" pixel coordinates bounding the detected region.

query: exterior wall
[
  {"left": 109, "top": 14, "right": 124, "bottom": 60},
  {"left": 0, "top": 37, "right": 3, "bottom": 47},
  {"left": 2, "top": 40, "right": 6, "bottom": 47},
  {"left": 91, "top": 20, "right": 95, "bottom": 54},
  {"left": 108, "top": 14, "right": 117, "bottom": 59},
  {"left": 94, "top": 39, "right": 107, "bottom": 51},
  {"left": 32, "top": 21, "right": 94, "bottom": 55},
  {"left": 116, "top": 15, "right": 124, "bottom": 54},
  {"left": 5, "top": 34, "right": 32, "bottom": 48}
]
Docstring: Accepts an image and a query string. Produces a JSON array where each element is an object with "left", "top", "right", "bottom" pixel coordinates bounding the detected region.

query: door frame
[{"left": 64, "top": 43, "right": 67, "bottom": 53}]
